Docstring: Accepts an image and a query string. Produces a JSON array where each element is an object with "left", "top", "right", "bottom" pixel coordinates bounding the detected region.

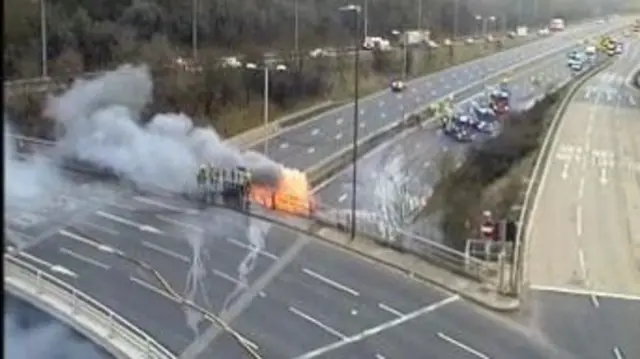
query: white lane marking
[
  {"left": 155, "top": 215, "right": 202, "bottom": 232},
  {"left": 590, "top": 293, "right": 600, "bottom": 308},
  {"left": 338, "top": 193, "right": 348, "bottom": 203},
  {"left": 600, "top": 167, "right": 608, "bottom": 184},
  {"left": 280, "top": 142, "right": 289, "bottom": 149},
  {"left": 17, "top": 251, "right": 54, "bottom": 268},
  {"left": 629, "top": 96, "right": 636, "bottom": 106},
  {"left": 212, "top": 269, "right": 245, "bottom": 287},
  {"left": 336, "top": 118, "right": 343, "bottom": 125},
  {"left": 377, "top": 303, "right": 404, "bottom": 317},
  {"left": 578, "top": 177, "right": 585, "bottom": 199},
  {"left": 335, "top": 133, "right": 343, "bottom": 140},
  {"left": 561, "top": 162, "right": 569, "bottom": 179},
  {"left": 613, "top": 347, "right": 625, "bottom": 359},
  {"left": 307, "top": 147, "right": 316, "bottom": 154},
  {"left": 59, "top": 229, "right": 100, "bottom": 247},
  {"left": 80, "top": 221, "right": 120, "bottom": 236},
  {"left": 578, "top": 249, "right": 587, "bottom": 279},
  {"left": 59, "top": 247, "right": 110, "bottom": 270},
  {"left": 130, "top": 276, "right": 176, "bottom": 301},
  {"left": 423, "top": 161, "right": 431, "bottom": 168},
  {"left": 133, "top": 196, "right": 197, "bottom": 215},
  {"left": 96, "top": 211, "right": 164, "bottom": 234},
  {"left": 359, "top": 109, "right": 365, "bottom": 115},
  {"left": 381, "top": 113, "right": 386, "bottom": 118},
  {"left": 437, "top": 332, "right": 490, "bottom": 359},
  {"left": 360, "top": 122, "right": 366, "bottom": 128},
  {"left": 289, "top": 306, "right": 346, "bottom": 339},
  {"left": 311, "top": 128, "right": 320, "bottom": 136},
  {"left": 375, "top": 354, "right": 386, "bottom": 359},
  {"left": 142, "top": 241, "right": 190, "bottom": 263},
  {"left": 225, "top": 237, "right": 278, "bottom": 260},
  {"left": 302, "top": 268, "right": 360, "bottom": 297},
  {"left": 576, "top": 205, "right": 583, "bottom": 237},
  {"left": 294, "top": 295, "right": 460, "bottom": 359},
  {"left": 530, "top": 285, "right": 640, "bottom": 301}
]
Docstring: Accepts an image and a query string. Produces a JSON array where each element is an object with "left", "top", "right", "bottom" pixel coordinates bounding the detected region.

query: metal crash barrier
[{"left": 3, "top": 254, "right": 175, "bottom": 359}]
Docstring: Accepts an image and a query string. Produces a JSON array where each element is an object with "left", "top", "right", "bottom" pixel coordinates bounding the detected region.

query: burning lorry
[{"left": 196, "top": 164, "right": 316, "bottom": 217}]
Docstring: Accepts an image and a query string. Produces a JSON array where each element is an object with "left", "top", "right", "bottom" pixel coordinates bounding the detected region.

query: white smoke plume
[
  {"left": 43, "top": 64, "right": 280, "bottom": 327},
  {"left": 373, "top": 153, "right": 410, "bottom": 239},
  {"left": 4, "top": 297, "right": 109, "bottom": 359},
  {"left": 46, "top": 64, "right": 281, "bottom": 194}
]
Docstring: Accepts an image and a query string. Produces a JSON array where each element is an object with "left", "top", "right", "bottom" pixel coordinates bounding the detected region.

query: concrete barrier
[{"left": 4, "top": 254, "right": 175, "bottom": 359}]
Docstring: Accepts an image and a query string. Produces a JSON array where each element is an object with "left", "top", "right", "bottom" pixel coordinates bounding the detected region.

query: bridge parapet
[{"left": 3, "top": 254, "right": 175, "bottom": 359}]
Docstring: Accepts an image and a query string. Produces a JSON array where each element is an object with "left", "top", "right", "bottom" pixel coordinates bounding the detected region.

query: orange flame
[{"left": 251, "top": 167, "right": 316, "bottom": 216}]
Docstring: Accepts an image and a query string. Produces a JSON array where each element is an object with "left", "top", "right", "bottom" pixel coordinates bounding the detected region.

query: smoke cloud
[
  {"left": 4, "top": 297, "right": 110, "bottom": 359},
  {"left": 46, "top": 64, "right": 282, "bottom": 194}
]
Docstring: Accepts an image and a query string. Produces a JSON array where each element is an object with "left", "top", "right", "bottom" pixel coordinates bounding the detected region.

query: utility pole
[
  {"left": 364, "top": 0, "right": 369, "bottom": 39},
  {"left": 39, "top": 0, "right": 48, "bottom": 77},
  {"left": 453, "top": 0, "right": 459, "bottom": 39},
  {"left": 192, "top": 0, "right": 198, "bottom": 60},
  {"left": 294, "top": 0, "right": 299, "bottom": 56},
  {"left": 417, "top": 0, "right": 423, "bottom": 29},
  {"left": 263, "top": 67, "right": 269, "bottom": 155}
]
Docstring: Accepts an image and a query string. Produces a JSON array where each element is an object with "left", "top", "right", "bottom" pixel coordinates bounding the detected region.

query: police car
[{"left": 390, "top": 80, "right": 406, "bottom": 92}]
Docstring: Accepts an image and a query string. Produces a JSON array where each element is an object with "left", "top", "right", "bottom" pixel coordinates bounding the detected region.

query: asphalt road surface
[
  {"left": 520, "top": 39, "right": 640, "bottom": 359},
  {"left": 252, "top": 20, "right": 625, "bottom": 171},
  {"left": 8, "top": 175, "right": 568, "bottom": 359},
  {"left": 527, "top": 39, "right": 640, "bottom": 297},
  {"left": 313, "top": 50, "right": 578, "bottom": 242}
]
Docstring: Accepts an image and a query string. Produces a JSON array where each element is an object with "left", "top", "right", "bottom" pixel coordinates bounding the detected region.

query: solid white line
[
  {"left": 294, "top": 295, "right": 460, "bottom": 359},
  {"left": 225, "top": 237, "right": 278, "bottom": 260},
  {"left": 302, "top": 268, "right": 360, "bottom": 297},
  {"left": 155, "top": 215, "right": 203, "bottom": 232},
  {"left": 212, "top": 269, "right": 245, "bottom": 287},
  {"left": 576, "top": 205, "right": 583, "bottom": 237},
  {"left": 59, "top": 247, "right": 110, "bottom": 270},
  {"left": 578, "top": 177, "right": 585, "bottom": 199},
  {"left": 530, "top": 285, "right": 640, "bottom": 301},
  {"left": 59, "top": 229, "right": 100, "bottom": 247},
  {"left": 18, "top": 251, "right": 54, "bottom": 268},
  {"left": 133, "top": 196, "right": 198, "bottom": 215},
  {"left": 96, "top": 211, "right": 145, "bottom": 230},
  {"left": 129, "top": 276, "right": 176, "bottom": 301},
  {"left": 377, "top": 302, "right": 404, "bottom": 317},
  {"left": 289, "top": 306, "right": 346, "bottom": 339},
  {"left": 338, "top": 193, "right": 348, "bottom": 203},
  {"left": 437, "top": 332, "right": 491, "bottom": 359},
  {"left": 141, "top": 241, "right": 190, "bottom": 263},
  {"left": 578, "top": 249, "right": 587, "bottom": 278},
  {"left": 80, "top": 221, "right": 120, "bottom": 236},
  {"left": 613, "top": 347, "right": 625, "bottom": 359}
]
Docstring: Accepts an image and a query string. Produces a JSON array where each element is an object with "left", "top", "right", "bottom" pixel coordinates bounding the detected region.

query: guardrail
[
  {"left": 509, "top": 56, "right": 614, "bottom": 296},
  {"left": 4, "top": 254, "right": 175, "bottom": 359}
]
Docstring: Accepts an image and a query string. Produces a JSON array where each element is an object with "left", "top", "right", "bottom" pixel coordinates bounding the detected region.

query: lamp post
[
  {"left": 339, "top": 3, "right": 362, "bottom": 241},
  {"left": 245, "top": 62, "right": 288, "bottom": 155},
  {"left": 34, "top": 0, "right": 48, "bottom": 77},
  {"left": 192, "top": 0, "right": 199, "bottom": 60},
  {"left": 294, "top": 0, "right": 299, "bottom": 57},
  {"left": 475, "top": 15, "right": 483, "bottom": 38}
]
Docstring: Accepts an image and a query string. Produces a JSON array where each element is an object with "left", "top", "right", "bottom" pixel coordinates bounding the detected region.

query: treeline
[
  {"left": 429, "top": 92, "right": 561, "bottom": 250},
  {"left": 3, "top": 0, "right": 611, "bottom": 79}
]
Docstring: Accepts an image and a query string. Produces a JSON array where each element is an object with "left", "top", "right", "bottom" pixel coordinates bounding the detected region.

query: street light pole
[
  {"left": 453, "top": 0, "right": 459, "bottom": 39},
  {"left": 39, "top": 0, "right": 48, "bottom": 77},
  {"left": 363, "top": 0, "right": 369, "bottom": 39},
  {"left": 263, "top": 66, "right": 270, "bottom": 155},
  {"left": 192, "top": 0, "right": 199, "bottom": 60},
  {"left": 417, "top": 0, "right": 423, "bottom": 29},
  {"left": 351, "top": 8, "right": 361, "bottom": 242},
  {"left": 294, "top": 0, "right": 299, "bottom": 56}
]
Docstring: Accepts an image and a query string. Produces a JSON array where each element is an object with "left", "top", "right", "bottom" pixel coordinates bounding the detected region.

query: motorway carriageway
[
  {"left": 7, "top": 177, "right": 563, "bottom": 359},
  {"left": 312, "top": 45, "right": 576, "bottom": 237},
  {"left": 249, "top": 20, "right": 624, "bottom": 172}
]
